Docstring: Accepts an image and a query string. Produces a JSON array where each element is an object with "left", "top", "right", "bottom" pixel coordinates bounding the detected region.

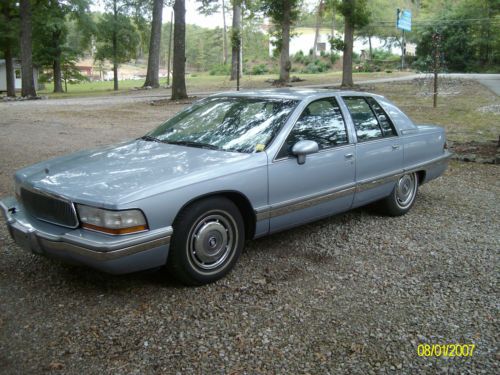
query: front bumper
[{"left": 0, "top": 196, "right": 172, "bottom": 274}]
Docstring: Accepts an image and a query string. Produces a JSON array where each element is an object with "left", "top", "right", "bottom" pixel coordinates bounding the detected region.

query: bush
[
  {"left": 293, "top": 51, "right": 305, "bottom": 63},
  {"left": 302, "top": 63, "right": 320, "bottom": 74},
  {"left": 251, "top": 64, "right": 268, "bottom": 75},
  {"left": 329, "top": 52, "right": 340, "bottom": 64},
  {"left": 352, "top": 51, "right": 360, "bottom": 64},
  {"left": 301, "top": 59, "right": 330, "bottom": 74},
  {"left": 209, "top": 64, "right": 231, "bottom": 76}
]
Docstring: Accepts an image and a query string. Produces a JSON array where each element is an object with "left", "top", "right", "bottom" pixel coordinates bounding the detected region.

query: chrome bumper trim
[{"left": 1, "top": 197, "right": 172, "bottom": 262}]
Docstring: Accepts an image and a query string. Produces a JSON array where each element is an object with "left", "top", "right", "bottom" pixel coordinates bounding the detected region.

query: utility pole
[
  {"left": 397, "top": 9, "right": 405, "bottom": 70},
  {"left": 432, "top": 32, "right": 440, "bottom": 108},
  {"left": 402, "top": 29, "right": 405, "bottom": 70}
]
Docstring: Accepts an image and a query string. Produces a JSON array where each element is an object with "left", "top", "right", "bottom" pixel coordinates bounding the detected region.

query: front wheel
[
  {"left": 380, "top": 172, "right": 419, "bottom": 216},
  {"left": 167, "top": 197, "right": 245, "bottom": 285}
]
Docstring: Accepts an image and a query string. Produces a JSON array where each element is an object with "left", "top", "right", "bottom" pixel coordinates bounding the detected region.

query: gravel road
[{"left": 0, "top": 98, "right": 498, "bottom": 374}]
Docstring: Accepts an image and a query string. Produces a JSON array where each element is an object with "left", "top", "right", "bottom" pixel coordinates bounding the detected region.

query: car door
[
  {"left": 266, "top": 97, "right": 356, "bottom": 233},
  {"left": 341, "top": 96, "right": 404, "bottom": 207}
]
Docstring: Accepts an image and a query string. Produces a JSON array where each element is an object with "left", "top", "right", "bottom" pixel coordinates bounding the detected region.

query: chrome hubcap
[
  {"left": 396, "top": 173, "right": 416, "bottom": 208},
  {"left": 188, "top": 213, "right": 236, "bottom": 271}
]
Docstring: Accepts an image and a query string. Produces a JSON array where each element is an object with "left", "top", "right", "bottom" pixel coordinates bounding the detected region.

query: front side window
[
  {"left": 146, "top": 97, "right": 297, "bottom": 153},
  {"left": 281, "top": 97, "right": 348, "bottom": 156}
]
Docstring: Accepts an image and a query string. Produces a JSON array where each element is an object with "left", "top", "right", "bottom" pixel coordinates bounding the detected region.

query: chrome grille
[{"left": 21, "top": 188, "right": 78, "bottom": 228}]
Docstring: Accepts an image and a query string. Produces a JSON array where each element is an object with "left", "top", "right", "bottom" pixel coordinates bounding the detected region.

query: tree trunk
[
  {"left": 4, "top": 44, "right": 16, "bottom": 97},
  {"left": 313, "top": 1, "right": 324, "bottom": 56},
  {"left": 2, "top": 4, "right": 15, "bottom": 97},
  {"left": 279, "top": 0, "right": 291, "bottom": 83},
  {"left": 331, "top": 5, "right": 335, "bottom": 39},
  {"left": 53, "top": 30, "right": 64, "bottom": 93},
  {"left": 53, "top": 58, "right": 63, "bottom": 93},
  {"left": 230, "top": 1, "right": 241, "bottom": 80},
  {"left": 143, "top": 0, "right": 163, "bottom": 88},
  {"left": 20, "top": 0, "right": 37, "bottom": 97},
  {"left": 222, "top": 0, "right": 228, "bottom": 64},
  {"left": 341, "top": 15, "right": 354, "bottom": 87},
  {"left": 113, "top": 0, "right": 119, "bottom": 91},
  {"left": 171, "top": 0, "right": 187, "bottom": 100},
  {"left": 368, "top": 35, "right": 372, "bottom": 60}
]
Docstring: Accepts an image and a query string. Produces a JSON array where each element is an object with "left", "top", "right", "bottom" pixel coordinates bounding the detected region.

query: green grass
[
  {"left": 39, "top": 79, "right": 146, "bottom": 98},
  {"left": 39, "top": 70, "right": 411, "bottom": 98},
  {"left": 370, "top": 79, "right": 500, "bottom": 143}
]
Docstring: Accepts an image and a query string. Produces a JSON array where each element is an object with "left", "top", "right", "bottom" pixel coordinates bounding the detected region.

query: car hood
[{"left": 15, "top": 139, "right": 258, "bottom": 207}]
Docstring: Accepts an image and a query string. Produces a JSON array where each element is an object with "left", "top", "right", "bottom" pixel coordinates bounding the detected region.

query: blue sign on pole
[{"left": 397, "top": 10, "right": 412, "bottom": 32}]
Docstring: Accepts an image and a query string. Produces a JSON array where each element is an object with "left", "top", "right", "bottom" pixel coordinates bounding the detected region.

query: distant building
[
  {"left": 0, "top": 59, "right": 39, "bottom": 92},
  {"left": 268, "top": 26, "right": 400, "bottom": 57}
]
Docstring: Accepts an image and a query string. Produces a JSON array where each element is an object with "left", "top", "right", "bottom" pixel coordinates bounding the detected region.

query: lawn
[
  {"left": 369, "top": 78, "right": 500, "bottom": 143},
  {"left": 39, "top": 70, "right": 410, "bottom": 98}
]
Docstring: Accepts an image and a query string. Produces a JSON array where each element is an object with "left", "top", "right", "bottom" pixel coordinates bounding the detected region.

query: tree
[
  {"left": 95, "top": 0, "right": 140, "bottom": 90},
  {"left": 0, "top": 0, "right": 18, "bottom": 97},
  {"left": 20, "top": 0, "right": 37, "bottom": 97},
  {"left": 313, "top": 0, "right": 325, "bottom": 56},
  {"left": 261, "top": 0, "right": 301, "bottom": 83},
  {"left": 171, "top": 0, "right": 187, "bottom": 99},
  {"left": 415, "top": 0, "right": 499, "bottom": 72},
  {"left": 33, "top": 0, "right": 90, "bottom": 93},
  {"left": 197, "top": 0, "right": 229, "bottom": 64},
  {"left": 337, "top": 0, "right": 369, "bottom": 87},
  {"left": 143, "top": 0, "right": 163, "bottom": 88},
  {"left": 230, "top": 1, "right": 242, "bottom": 80}
]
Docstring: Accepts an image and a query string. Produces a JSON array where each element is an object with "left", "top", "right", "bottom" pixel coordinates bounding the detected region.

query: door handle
[
  {"left": 392, "top": 145, "right": 400, "bottom": 150},
  {"left": 344, "top": 153, "right": 354, "bottom": 159}
]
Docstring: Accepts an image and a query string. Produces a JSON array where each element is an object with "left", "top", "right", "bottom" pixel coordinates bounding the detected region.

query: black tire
[
  {"left": 166, "top": 197, "right": 245, "bottom": 285},
  {"left": 379, "top": 172, "right": 419, "bottom": 216}
]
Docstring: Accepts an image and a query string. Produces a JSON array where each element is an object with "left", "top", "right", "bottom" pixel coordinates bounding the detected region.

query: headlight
[{"left": 76, "top": 205, "right": 148, "bottom": 235}]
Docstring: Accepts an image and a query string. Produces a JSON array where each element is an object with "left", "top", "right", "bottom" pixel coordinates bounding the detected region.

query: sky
[{"left": 91, "top": 0, "right": 318, "bottom": 29}]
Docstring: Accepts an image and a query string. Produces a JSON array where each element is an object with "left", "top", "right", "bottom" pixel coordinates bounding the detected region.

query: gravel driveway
[{"left": 0, "top": 97, "right": 498, "bottom": 374}]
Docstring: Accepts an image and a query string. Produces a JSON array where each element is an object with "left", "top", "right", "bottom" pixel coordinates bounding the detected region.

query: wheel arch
[
  {"left": 175, "top": 190, "right": 256, "bottom": 240},
  {"left": 416, "top": 170, "right": 426, "bottom": 185}
]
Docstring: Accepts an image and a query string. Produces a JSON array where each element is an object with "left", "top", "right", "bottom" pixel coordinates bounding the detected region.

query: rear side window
[
  {"left": 343, "top": 96, "right": 397, "bottom": 142},
  {"left": 365, "top": 97, "right": 397, "bottom": 137}
]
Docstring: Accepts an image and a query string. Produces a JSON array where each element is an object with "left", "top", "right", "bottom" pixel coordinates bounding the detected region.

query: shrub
[
  {"left": 302, "top": 63, "right": 320, "bottom": 74},
  {"left": 209, "top": 64, "right": 231, "bottom": 76},
  {"left": 329, "top": 52, "right": 340, "bottom": 64},
  {"left": 251, "top": 64, "right": 268, "bottom": 75}
]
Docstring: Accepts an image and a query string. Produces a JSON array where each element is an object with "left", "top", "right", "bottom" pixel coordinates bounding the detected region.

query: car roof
[{"left": 210, "top": 88, "right": 384, "bottom": 101}]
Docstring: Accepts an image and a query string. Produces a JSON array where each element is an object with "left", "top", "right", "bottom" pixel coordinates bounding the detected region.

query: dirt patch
[{"left": 449, "top": 139, "right": 499, "bottom": 164}]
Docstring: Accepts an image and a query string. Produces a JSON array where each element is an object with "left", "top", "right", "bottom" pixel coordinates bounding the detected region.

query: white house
[
  {"left": 0, "top": 59, "right": 39, "bottom": 92},
  {"left": 268, "top": 26, "right": 401, "bottom": 57}
]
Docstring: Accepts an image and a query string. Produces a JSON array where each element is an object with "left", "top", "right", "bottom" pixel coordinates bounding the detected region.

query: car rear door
[
  {"left": 265, "top": 97, "right": 356, "bottom": 233},
  {"left": 341, "top": 96, "right": 404, "bottom": 207}
]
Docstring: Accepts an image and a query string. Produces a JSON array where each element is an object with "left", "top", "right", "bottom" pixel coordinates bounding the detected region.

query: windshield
[{"left": 145, "top": 97, "right": 298, "bottom": 153}]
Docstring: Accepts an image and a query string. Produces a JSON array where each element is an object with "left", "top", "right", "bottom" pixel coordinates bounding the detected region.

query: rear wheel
[
  {"left": 379, "top": 172, "right": 418, "bottom": 216},
  {"left": 167, "top": 197, "right": 244, "bottom": 285}
]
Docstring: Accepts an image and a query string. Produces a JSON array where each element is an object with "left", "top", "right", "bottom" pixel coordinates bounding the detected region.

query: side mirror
[{"left": 291, "top": 140, "right": 319, "bottom": 165}]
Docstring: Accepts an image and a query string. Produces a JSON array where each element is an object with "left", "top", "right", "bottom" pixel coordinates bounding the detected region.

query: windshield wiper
[
  {"left": 140, "top": 135, "right": 163, "bottom": 143},
  {"left": 165, "top": 140, "right": 220, "bottom": 150}
]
